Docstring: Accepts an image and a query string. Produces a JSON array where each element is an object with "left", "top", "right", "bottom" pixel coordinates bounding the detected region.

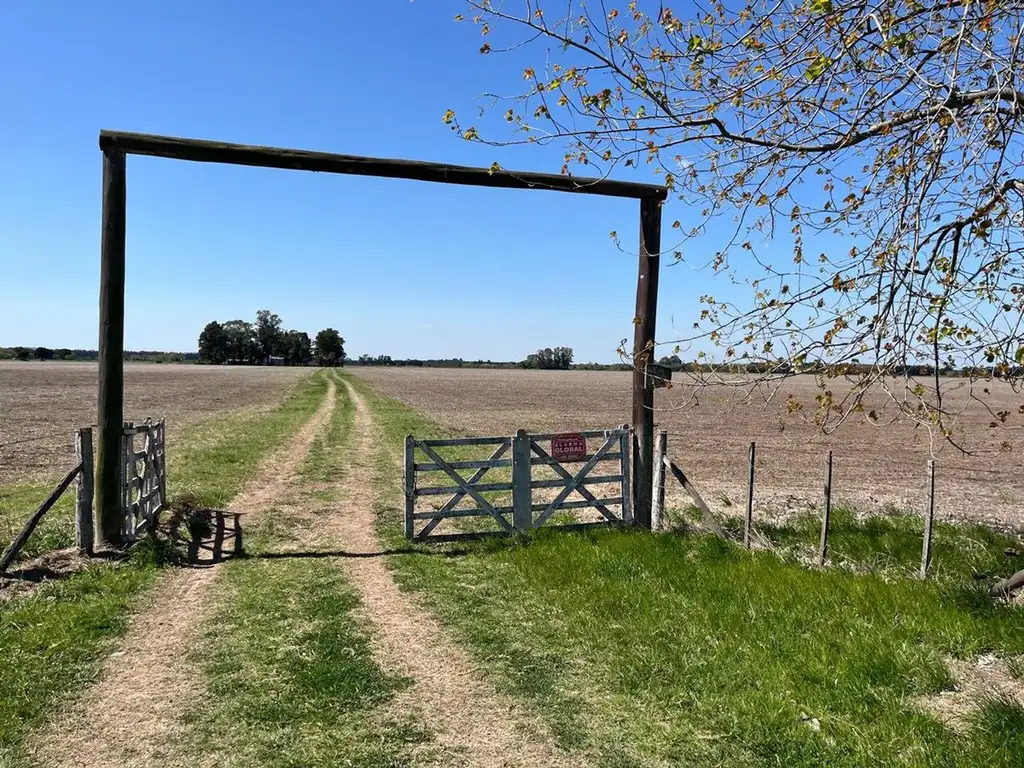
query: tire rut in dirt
[
  {"left": 319, "top": 380, "right": 584, "bottom": 767},
  {"left": 25, "top": 378, "right": 337, "bottom": 768}
]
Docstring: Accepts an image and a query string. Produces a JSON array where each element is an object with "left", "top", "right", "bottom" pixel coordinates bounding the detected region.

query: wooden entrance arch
[{"left": 95, "top": 130, "right": 667, "bottom": 546}]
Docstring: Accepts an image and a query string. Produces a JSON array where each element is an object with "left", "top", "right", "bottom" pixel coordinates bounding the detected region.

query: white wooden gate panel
[{"left": 405, "top": 427, "right": 631, "bottom": 541}]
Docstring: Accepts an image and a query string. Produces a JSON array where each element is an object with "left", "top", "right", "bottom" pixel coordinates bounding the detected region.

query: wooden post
[
  {"left": 156, "top": 419, "right": 167, "bottom": 508},
  {"left": 212, "top": 511, "right": 226, "bottom": 563},
  {"left": 652, "top": 430, "right": 667, "bottom": 530},
  {"left": 921, "top": 460, "right": 936, "bottom": 579},
  {"left": 818, "top": 451, "right": 833, "bottom": 567},
  {"left": 122, "top": 424, "right": 133, "bottom": 538},
  {"left": 233, "top": 514, "right": 244, "bottom": 556},
  {"left": 404, "top": 435, "right": 415, "bottom": 540},
  {"left": 744, "top": 442, "right": 756, "bottom": 549},
  {"left": 619, "top": 425, "right": 633, "bottom": 525},
  {"left": 0, "top": 464, "right": 82, "bottom": 573},
  {"left": 96, "top": 149, "right": 127, "bottom": 549},
  {"left": 665, "top": 458, "right": 727, "bottom": 538},
  {"left": 75, "top": 427, "right": 94, "bottom": 555},
  {"left": 632, "top": 196, "right": 662, "bottom": 529},
  {"left": 511, "top": 429, "right": 533, "bottom": 532}
]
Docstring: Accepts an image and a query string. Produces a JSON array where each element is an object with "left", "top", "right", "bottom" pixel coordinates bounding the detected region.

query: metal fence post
[
  {"left": 512, "top": 429, "right": 533, "bottom": 532},
  {"left": 75, "top": 427, "right": 95, "bottom": 555}
]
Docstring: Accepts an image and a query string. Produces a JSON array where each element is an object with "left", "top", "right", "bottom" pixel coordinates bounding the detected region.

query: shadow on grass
[
  {"left": 0, "top": 548, "right": 128, "bottom": 589},
  {"left": 253, "top": 547, "right": 469, "bottom": 560}
]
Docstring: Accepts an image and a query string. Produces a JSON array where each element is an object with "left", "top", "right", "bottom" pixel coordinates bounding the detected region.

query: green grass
[
  {"left": 723, "top": 504, "right": 1024, "bottom": 583},
  {"left": 0, "top": 370, "right": 326, "bottom": 766},
  {"left": 0, "top": 483, "right": 76, "bottom": 560},
  {"left": 180, "top": 557, "right": 429, "bottom": 767},
  {"left": 0, "top": 544, "right": 165, "bottom": 765},
  {"left": 178, "top": 371, "right": 432, "bottom": 766},
  {"left": 0, "top": 371, "right": 330, "bottom": 562},
  {"left": 349, "top": 374, "right": 1024, "bottom": 767}
]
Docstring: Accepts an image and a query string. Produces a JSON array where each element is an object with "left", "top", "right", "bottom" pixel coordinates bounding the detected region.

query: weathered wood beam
[
  {"left": 96, "top": 150, "right": 127, "bottom": 548},
  {"left": 665, "top": 458, "right": 727, "bottom": 539},
  {"left": 99, "top": 131, "right": 668, "bottom": 201},
  {"left": 632, "top": 197, "right": 663, "bottom": 528},
  {"left": 0, "top": 463, "right": 82, "bottom": 572}
]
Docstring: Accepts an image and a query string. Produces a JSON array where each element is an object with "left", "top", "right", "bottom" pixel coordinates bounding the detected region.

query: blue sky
[{"left": 0, "top": 0, "right": 750, "bottom": 362}]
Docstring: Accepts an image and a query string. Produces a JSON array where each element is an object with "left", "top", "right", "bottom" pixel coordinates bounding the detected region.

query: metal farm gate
[
  {"left": 404, "top": 427, "right": 631, "bottom": 541},
  {"left": 122, "top": 419, "right": 166, "bottom": 538}
]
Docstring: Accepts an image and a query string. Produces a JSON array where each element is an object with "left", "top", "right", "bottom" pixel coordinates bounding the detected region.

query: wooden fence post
[
  {"left": 404, "top": 435, "right": 415, "bottom": 540},
  {"left": 75, "top": 427, "right": 94, "bottom": 555},
  {"left": 744, "top": 441, "right": 756, "bottom": 549},
  {"left": 817, "top": 451, "right": 833, "bottom": 567},
  {"left": 96, "top": 148, "right": 127, "bottom": 549},
  {"left": 511, "top": 429, "right": 533, "bottom": 532},
  {"left": 632, "top": 196, "right": 662, "bottom": 529},
  {"left": 619, "top": 425, "right": 633, "bottom": 526},
  {"left": 920, "top": 460, "right": 936, "bottom": 579},
  {"left": 122, "top": 423, "right": 133, "bottom": 539},
  {"left": 157, "top": 419, "right": 167, "bottom": 508},
  {"left": 652, "top": 430, "right": 667, "bottom": 530}
]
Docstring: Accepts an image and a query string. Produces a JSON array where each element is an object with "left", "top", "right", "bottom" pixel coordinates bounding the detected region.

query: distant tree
[
  {"left": 523, "top": 346, "right": 573, "bottom": 370},
  {"left": 255, "top": 309, "right": 283, "bottom": 365},
  {"left": 314, "top": 329, "right": 346, "bottom": 367},
  {"left": 281, "top": 330, "right": 313, "bottom": 366},
  {"left": 55, "top": 348, "right": 74, "bottom": 361},
  {"left": 34, "top": 347, "right": 53, "bottom": 361},
  {"left": 552, "top": 346, "right": 574, "bottom": 370},
  {"left": 13, "top": 347, "right": 30, "bottom": 361},
  {"left": 197, "top": 321, "right": 230, "bottom": 364},
  {"left": 222, "top": 320, "right": 258, "bottom": 364}
]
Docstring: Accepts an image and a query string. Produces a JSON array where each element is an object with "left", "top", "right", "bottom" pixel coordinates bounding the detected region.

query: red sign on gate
[{"left": 551, "top": 433, "right": 588, "bottom": 462}]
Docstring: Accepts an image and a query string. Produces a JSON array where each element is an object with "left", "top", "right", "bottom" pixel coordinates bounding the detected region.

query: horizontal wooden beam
[{"left": 98, "top": 131, "right": 668, "bottom": 201}]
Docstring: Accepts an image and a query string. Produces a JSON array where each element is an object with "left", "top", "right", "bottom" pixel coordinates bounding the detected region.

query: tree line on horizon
[
  {"left": 355, "top": 346, "right": 581, "bottom": 370},
  {"left": 0, "top": 347, "right": 195, "bottom": 363},
  {"left": 0, "top": 340, "right": 1007, "bottom": 379},
  {"left": 197, "top": 310, "right": 345, "bottom": 367}
]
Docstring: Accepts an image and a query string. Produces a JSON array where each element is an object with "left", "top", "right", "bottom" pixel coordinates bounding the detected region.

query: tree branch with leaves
[{"left": 448, "top": 0, "right": 1024, "bottom": 446}]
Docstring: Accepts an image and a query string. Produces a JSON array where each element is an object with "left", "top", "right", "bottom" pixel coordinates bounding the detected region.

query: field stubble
[
  {"left": 351, "top": 367, "right": 1024, "bottom": 528},
  {"left": 0, "top": 362, "right": 312, "bottom": 486}
]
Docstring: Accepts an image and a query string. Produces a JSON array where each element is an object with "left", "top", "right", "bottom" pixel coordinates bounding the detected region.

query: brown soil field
[
  {"left": 0, "top": 362, "right": 312, "bottom": 486},
  {"left": 352, "top": 367, "right": 1024, "bottom": 528}
]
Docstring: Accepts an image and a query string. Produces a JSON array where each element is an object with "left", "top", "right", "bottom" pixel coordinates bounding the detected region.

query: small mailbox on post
[{"left": 646, "top": 362, "right": 673, "bottom": 389}]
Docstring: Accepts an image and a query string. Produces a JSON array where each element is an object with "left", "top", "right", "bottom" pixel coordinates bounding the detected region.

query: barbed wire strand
[{"left": 0, "top": 424, "right": 98, "bottom": 450}]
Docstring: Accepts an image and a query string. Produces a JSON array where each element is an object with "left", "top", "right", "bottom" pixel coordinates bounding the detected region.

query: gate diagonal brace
[
  {"left": 417, "top": 442, "right": 516, "bottom": 534},
  {"left": 417, "top": 441, "right": 510, "bottom": 539},
  {"left": 535, "top": 435, "right": 619, "bottom": 527},
  {"left": 529, "top": 440, "right": 619, "bottom": 523}
]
